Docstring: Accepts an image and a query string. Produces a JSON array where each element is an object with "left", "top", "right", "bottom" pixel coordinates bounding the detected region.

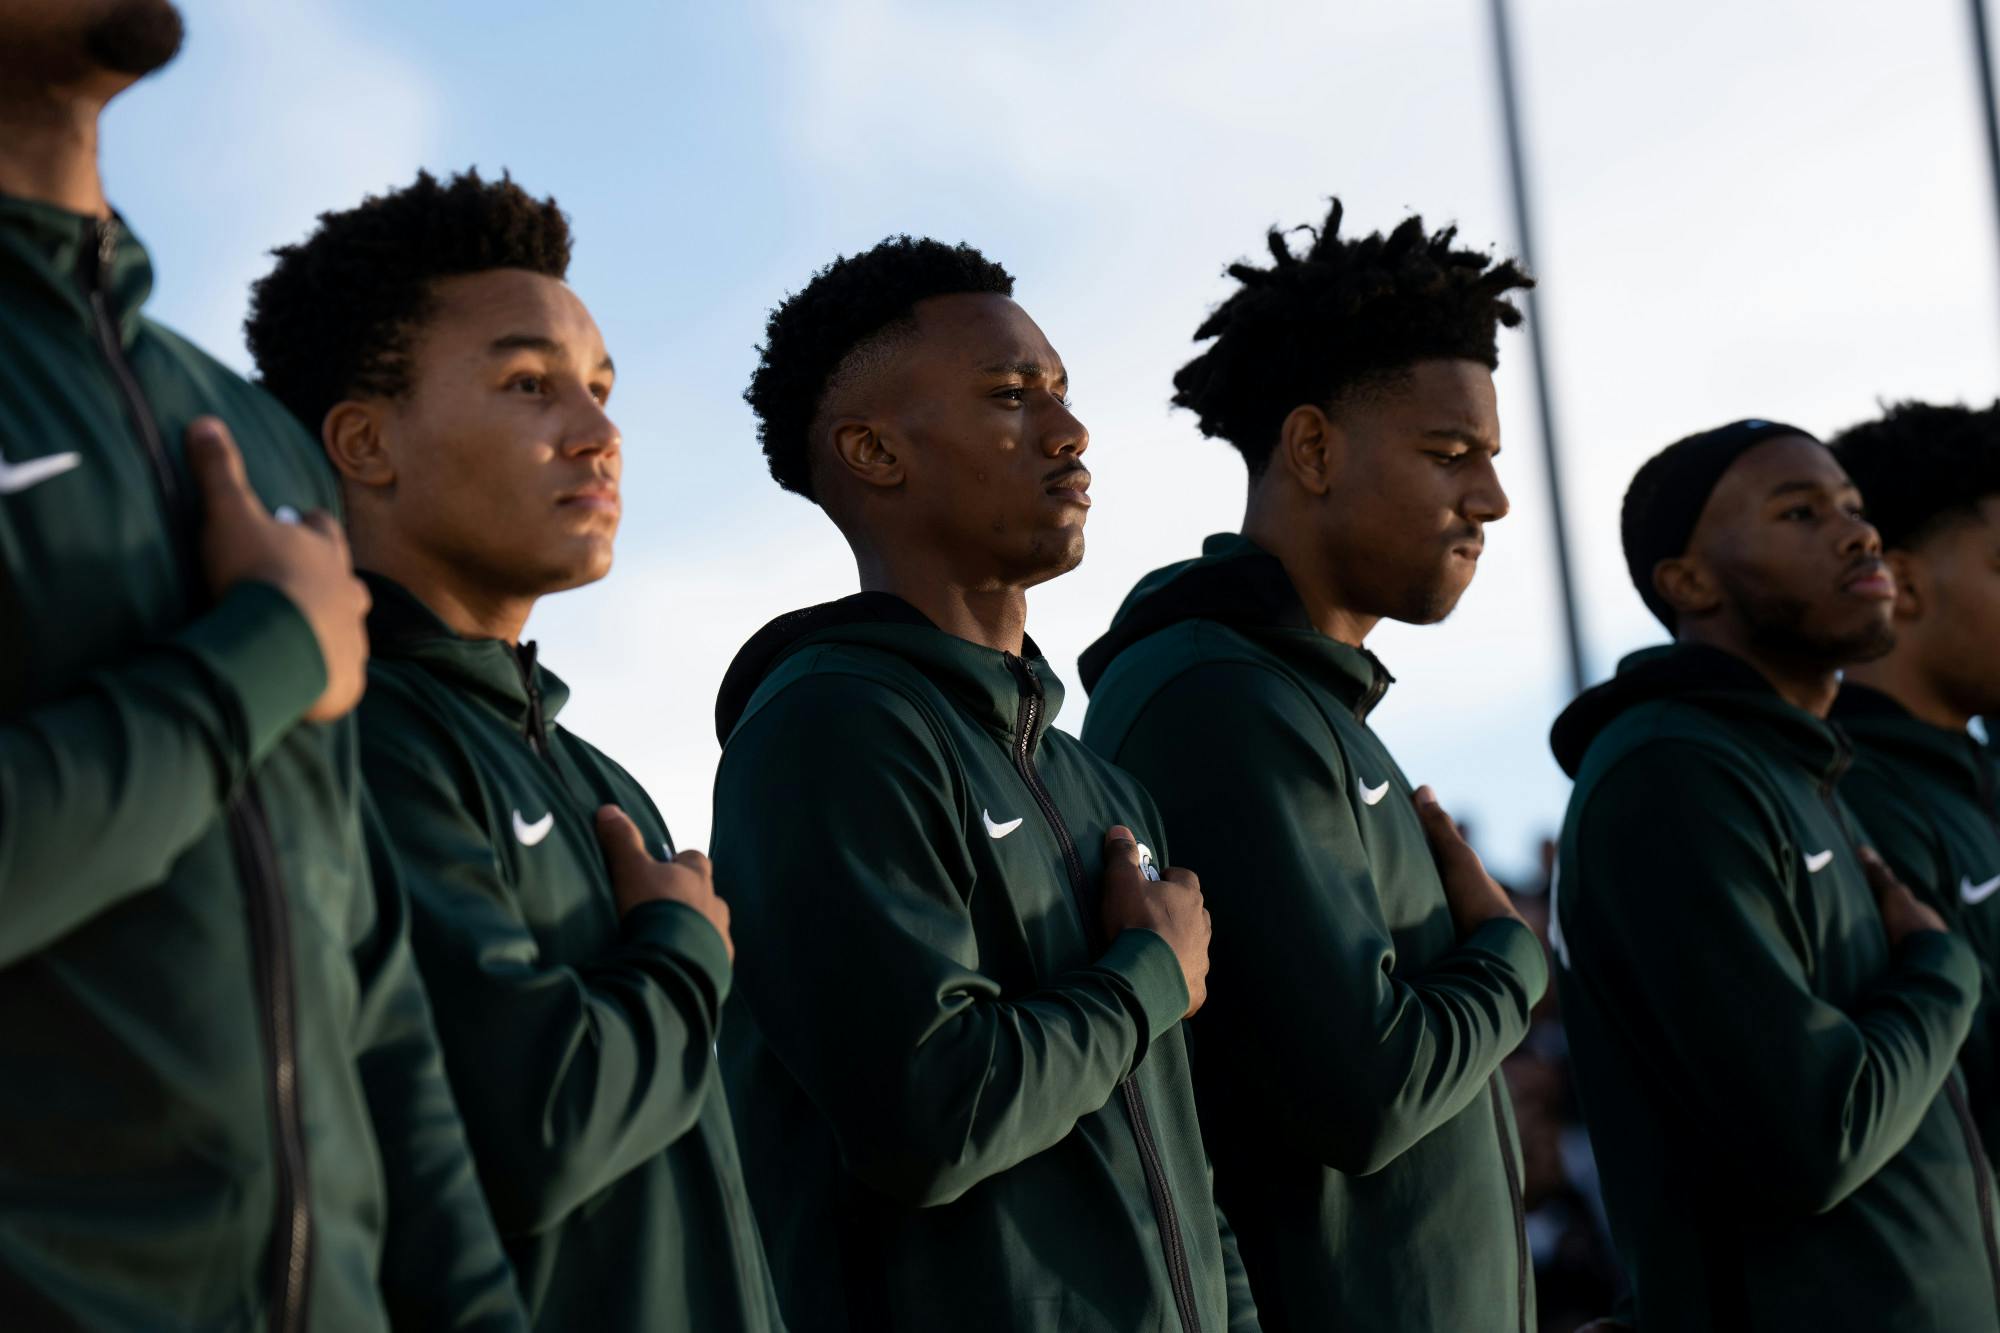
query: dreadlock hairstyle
[
  {"left": 743, "top": 236, "right": 1014, "bottom": 502},
  {"left": 1830, "top": 401, "right": 2000, "bottom": 552},
  {"left": 1172, "top": 199, "right": 1534, "bottom": 474},
  {"left": 245, "top": 168, "right": 572, "bottom": 434}
]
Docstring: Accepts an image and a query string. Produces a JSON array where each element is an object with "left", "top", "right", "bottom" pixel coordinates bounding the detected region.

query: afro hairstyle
[
  {"left": 743, "top": 236, "right": 1014, "bottom": 501},
  {"left": 1172, "top": 198, "right": 1533, "bottom": 474},
  {"left": 245, "top": 168, "right": 571, "bottom": 435},
  {"left": 1830, "top": 400, "right": 2000, "bottom": 551}
]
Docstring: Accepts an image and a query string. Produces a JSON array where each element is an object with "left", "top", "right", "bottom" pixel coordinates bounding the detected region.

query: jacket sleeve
[
  {"left": 351, "top": 792, "right": 528, "bottom": 1332},
  {"left": 0, "top": 581, "right": 324, "bottom": 966},
  {"left": 1568, "top": 741, "right": 1979, "bottom": 1215},
  {"left": 1110, "top": 661, "right": 1546, "bottom": 1176},
  {"left": 359, "top": 702, "right": 733, "bottom": 1239},
  {"left": 713, "top": 673, "right": 1191, "bottom": 1209},
  {"left": 1214, "top": 1196, "right": 1261, "bottom": 1332},
  {"left": 1844, "top": 767, "right": 2000, "bottom": 1170}
]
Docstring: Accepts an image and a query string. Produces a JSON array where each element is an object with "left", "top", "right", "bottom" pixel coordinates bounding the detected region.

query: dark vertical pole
[
  {"left": 1972, "top": 0, "right": 2000, "bottom": 302},
  {"left": 1488, "top": 0, "right": 1588, "bottom": 697}
]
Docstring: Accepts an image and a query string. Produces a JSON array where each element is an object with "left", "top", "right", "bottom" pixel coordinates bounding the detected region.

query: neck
[
  {"left": 355, "top": 531, "right": 536, "bottom": 644},
  {"left": 1243, "top": 496, "right": 1377, "bottom": 647},
  {"left": 1843, "top": 652, "right": 1972, "bottom": 732},
  {"left": 0, "top": 83, "right": 111, "bottom": 216},
  {"left": 1680, "top": 623, "right": 1841, "bottom": 718},
  {"left": 854, "top": 548, "right": 1029, "bottom": 655}
]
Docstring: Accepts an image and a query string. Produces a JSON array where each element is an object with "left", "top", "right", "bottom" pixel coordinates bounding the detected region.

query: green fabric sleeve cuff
[
  {"left": 1898, "top": 927, "right": 1980, "bottom": 1001},
  {"left": 1099, "top": 927, "right": 1190, "bottom": 1044},
  {"left": 1462, "top": 915, "right": 1552, "bottom": 1007},
  {"left": 175, "top": 580, "right": 327, "bottom": 769},
  {"left": 621, "top": 899, "right": 734, "bottom": 1001}
]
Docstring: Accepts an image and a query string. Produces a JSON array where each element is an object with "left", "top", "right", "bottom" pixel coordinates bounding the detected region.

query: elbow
[
  {"left": 1759, "top": 1146, "right": 1869, "bottom": 1217},
  {"left": 840, "top": 1130, "right": 987, "bottom": 1209},
  {"left": 479, "top": 1145, "right": 603, "bottom": 1238},
  {"left": 1318, "top": 1108, "right": 1420, "bottom": 1177}
]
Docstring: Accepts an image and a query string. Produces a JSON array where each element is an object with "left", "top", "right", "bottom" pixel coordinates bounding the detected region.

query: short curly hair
[
  {"left": 1173, "top": 198, "right": 1534, "bottom": 474},
  {"left": 245, "top": 168, "right": 571, "bottom": 434},
  {"left": 1831, "top": 400, "right": 2000, "bottom": 550},
  {"left": 744, "top": 236, "right": 1014, "bottom": 501}
]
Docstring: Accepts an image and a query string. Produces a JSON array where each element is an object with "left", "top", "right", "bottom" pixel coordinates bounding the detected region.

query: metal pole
[
  {"left": 1972, "top": 0, "right": 2000, "bottom": 316},
  {"left": 1488, "top": 0, "right": 1589, "bottom": 697}
]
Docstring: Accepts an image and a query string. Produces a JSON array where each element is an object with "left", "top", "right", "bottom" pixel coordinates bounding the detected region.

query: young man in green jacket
[
  {"left": 1551, "top": 418, "right": 1999, "bottom": 1331},
  {"left": 1078, "top": 201, "right": 1549, "bottom": 1333},
  {"left": 0, "top": 6, "right": 524, "bottom": 1329},
  {"left": 1832, "top": 401, "right": 2000, "bottom": 1160},
  {"left": 246, "top": 170, "right": 784, "bottom": 1332},
  {"left": 716, "top": 236, "right": 1257, "bottom": 1333}
]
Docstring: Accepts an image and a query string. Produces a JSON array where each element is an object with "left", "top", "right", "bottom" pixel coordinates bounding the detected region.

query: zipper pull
[
  {"left": 1004, "top": 652, "right": 1041, "bottom": 698},
  {"left": 96, "top": 218, "right": 117, "bottom": 274}
]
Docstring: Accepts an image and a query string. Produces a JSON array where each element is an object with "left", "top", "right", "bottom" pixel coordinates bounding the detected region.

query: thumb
[
  {"left": 185, "top": 417, "right": 261, "bottom": 520},
  {"left": 594, "top": 805, "right": 650, "bottom": 866},
  {"left": 1103, "top": 824, "right": 1143, "bottom": 871}
]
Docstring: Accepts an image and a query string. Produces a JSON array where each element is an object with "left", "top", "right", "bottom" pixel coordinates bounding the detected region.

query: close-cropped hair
[
  {"left": 743, "top": 235, "right": 1014, "bottom": 502},
  {"left": 1830, "top": 400, "right": 2000, "bottom": 550},
  {"left": 1173, "top": 198, "right": 1533, "bottom": 474},
  {"left": 245, "top": 167, "right": 572, "bottom": 434}
]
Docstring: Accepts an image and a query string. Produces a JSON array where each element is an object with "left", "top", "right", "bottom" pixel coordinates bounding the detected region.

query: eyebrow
[
  {"left": 1424, "top": 426, "right": 1499, "bottom": 454},
  {"left": 980, "top": 359, "right": 1069, "bottom": 390},
  {"left": 1765, "top": 478, "right": 1852, "bottom": 499},
  {"left": 490, "top": 333, "right": 615, "bottom": 374}
]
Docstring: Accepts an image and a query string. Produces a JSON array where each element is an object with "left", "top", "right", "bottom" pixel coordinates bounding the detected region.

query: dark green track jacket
[
  {"left": 0, "top": 194, "right": 522, "bottom": 1329},
  {"left": 1078, "top": 533, "right": 1547, "bottom": 1333},
  {"left": 711, "top": 594, "right": 1258, "bottom": 1333},
  {"left": 1839, "top": 682, "right": 2000, "bottom": 1161},
  {"left": 355, "top": 575, "right": 784, "bottom": 1332},
  {"left": 1551, "top": 643, "right": 2000, "bottom": 1332}
]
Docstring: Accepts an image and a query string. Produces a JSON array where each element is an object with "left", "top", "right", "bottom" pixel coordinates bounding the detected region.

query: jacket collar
[
  {"left": 1833, "top": 682, "right": 1988, "bottom": 796},
  {"left": 1078, "top": 530, "right": 1394, "bottom": 719},
  {"left": 362, "top": 571, "right": 569, "bottom": 725},
  {"left": 0, "top": 192, "right": 152, "bottom": 346},
  {"left": 715, "top": 591, "right": 1062, "bottom": 748}
]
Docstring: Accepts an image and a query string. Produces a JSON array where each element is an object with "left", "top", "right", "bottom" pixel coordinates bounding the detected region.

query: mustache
[
  {"left": 1842, "top": 555, "right": 1887, "bottom": 582},
  {"left": 1043, "top": 461, "right": 1090, "bottom": 485}
]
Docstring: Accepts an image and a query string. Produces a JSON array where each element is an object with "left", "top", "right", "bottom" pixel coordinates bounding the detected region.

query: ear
[
  {"left": 322, "top": 401, "right": 397, "bottom": 490},
  {"left": 1885, "top": 548, "right": 1926, "bottom": 621},
  {"left": 826, "top": 416, "right": 904, "bottom": 493},
  {"left": 1653, "top": 554, "right": 1723, "bottom": 622},
  {"left": 1274, "top": 403, "right": 1339, "bottom": 497}
]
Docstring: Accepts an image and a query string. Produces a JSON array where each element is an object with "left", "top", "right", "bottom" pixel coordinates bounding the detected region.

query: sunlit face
[
  {"left": 0, "top": 0, "right": 182, "bottom": 83},
  {"left": 368, "top": 268, "right": 621, "bottom": 601},
  {"left": 1310, "top": 357, "right": 1509, "bottom": 624},
  {"left": 1889, "top": 497, "right": 2000, "bottom": 718},
  {"left": 846, "top": 292, "right": 1092, "bottom": 589},
  {"left": 1681, "top": 434, "right": 1895, "bottom": 666}
]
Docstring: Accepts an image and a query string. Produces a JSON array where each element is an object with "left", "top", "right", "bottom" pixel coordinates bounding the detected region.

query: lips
[
  {"left": 1045, "top": 466, "right": 1091, "bottom": 508},
  {"left": 557, "top": 482, "right": 620, "bottom": 516},
  {"left": 1842, "top": 559, "right": 1894, "bottom": 599}
]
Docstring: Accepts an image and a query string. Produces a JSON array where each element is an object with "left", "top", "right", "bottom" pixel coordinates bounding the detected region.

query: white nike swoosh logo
[
  {"left": 1360, "top": 779, "right": 1390, "bottom": 807},
  {"left": 982, "top": 808, "right": 1024, "bottom": 840},
  {"left": 0, "top": 452, "right": 81, "bottom": 496},
  {"left": 1963, "top": 873, "right": 2000, "bottom": 905},
  {"left": 1804, "top": 849, "right": 1834, "bottom": 874},
  {"left": 512, "top": 809, "right": 554, "bottom": 847}
]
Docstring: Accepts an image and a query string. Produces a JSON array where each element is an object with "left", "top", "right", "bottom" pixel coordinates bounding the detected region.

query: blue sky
[{"left": 106, "top": 0, "right": 2000, "bottom": 877}]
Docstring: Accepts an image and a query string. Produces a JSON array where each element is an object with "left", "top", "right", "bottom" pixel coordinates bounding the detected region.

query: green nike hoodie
[
  {"left": 1076, "top": 532, "right": 1547, "bottom": 1333},
  {"left": 354, "top": 575, "right": 785, "bottom": 1331},
  {"left": 1838, "top": 682, "right": 2000, "bottom": 1161},
  {"left": 1551, "top": 643, "right": 2000, "bottom": 1332},
  {"left": 711, "top": 594, "right": 1259, "bottom": 1333},
  {"left": 0, "top": 193, "right": 522, "bottom": 1329}
]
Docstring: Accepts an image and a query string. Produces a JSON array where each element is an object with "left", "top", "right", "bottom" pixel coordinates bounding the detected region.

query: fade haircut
[
  {"left": 246, "top": 168, "right": 572, "bottom": 434},
  {"left": 1830, "top": 401, "right": 2000, "bottom": 551},
  {"left": 1173, "top": 198, "right": 1533, "bottom": 474},
  {"left": 743, "top": 236, "right": 1014, "bottom": 502}
]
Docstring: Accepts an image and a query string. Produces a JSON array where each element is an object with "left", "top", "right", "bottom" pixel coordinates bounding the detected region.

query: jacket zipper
[
  {"left": 1487, "top": 1082, "right": 1531, "bottom": 1333},
  {"left": 513, "top": 641, "right": 554, "bottom": 763},
  {"left": 81, "top": 218, "right": 313, "bottom": 1333},
  {"left": 1004, "top": 654, "right": 1203, "bottom": 1333}
]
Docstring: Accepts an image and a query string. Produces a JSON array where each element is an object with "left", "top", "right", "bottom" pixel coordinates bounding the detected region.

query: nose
[
  {"left": 1841, "top": 510, "right": 1883, "bottom": 558},
  {"left": 1463, "top": 457, "right": 1509, "bottom": 524},
  {"left": 1043, "top": 395, "right": 1088, "bottom": 459},
  {"left": 560, "top": 391, "right": 621, "bottom": 463}
]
